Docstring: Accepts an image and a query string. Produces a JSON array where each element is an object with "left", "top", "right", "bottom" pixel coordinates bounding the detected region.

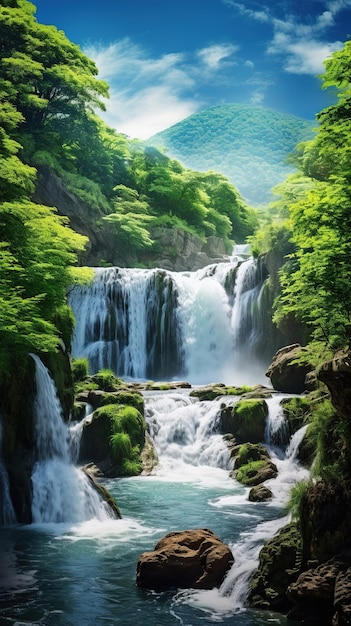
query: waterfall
[
  {"left": 70, "top": 254, "right": 278, "bottom": 385},
  {"left": 0, "top": 418, "right": 17, "bottom": 525},
  {"left": 148, "top": 391, "right": 309, "bottom": 616},
  {"left": 30, "top": 354, "right": 113, "bottom": 524},
  {"left": 145, "top": 392, "right": 232, "bottom": 477}
]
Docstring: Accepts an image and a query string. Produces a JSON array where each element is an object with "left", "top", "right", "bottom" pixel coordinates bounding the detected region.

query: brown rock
[
  {"left": 248, "top": 484, "right": 273, "bottom": 502},
  {"left": 266, "top": 344, "right": 313, "bottom": 393},
  {"left": 136, "top": 528, "right": 234, "bottom": 590},
  {"left": 333, "top": 568, "right": 351, "bottom": 625}
]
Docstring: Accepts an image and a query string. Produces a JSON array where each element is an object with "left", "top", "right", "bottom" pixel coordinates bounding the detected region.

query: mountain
[{"left": 146, "top": 104, "right": 316, "bottom": 206}]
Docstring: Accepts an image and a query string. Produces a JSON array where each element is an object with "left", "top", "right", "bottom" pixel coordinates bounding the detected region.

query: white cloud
[
  {"left": 267, "top": 12, "right": 345, "bottom": 75},
  {"left": 282, "top": 40, "right": 343, "bottom": 74},
  {"left": 225, "top": 0, "right": 350, "bottom": 76},
  {"left": 84, "top": 37, "right": 243, "bottom": 139},
  {"left": 197, "top": 43, "right": 239, "bottom": 69},
  {"left": 222, "top": 1, "right": 270, "bottom": 22},
  {"left": 102, "top": 85, "right": 198, "bottom": 139},
  {"left": 84, "top": 39, "right": 200, "bottom": 139}
]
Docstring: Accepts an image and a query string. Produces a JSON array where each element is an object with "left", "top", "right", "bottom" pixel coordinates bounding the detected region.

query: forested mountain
[{"left": 146, "top": 104, "right": 315, "bottom": 206}]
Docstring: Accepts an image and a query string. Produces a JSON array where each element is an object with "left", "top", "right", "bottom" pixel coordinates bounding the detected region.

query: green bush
[
  {"left": 72, "top": 358, "right": 89, "bottom": 383},
  {"left": 90, "top": 369, "right": 123, "bottom": 391}
]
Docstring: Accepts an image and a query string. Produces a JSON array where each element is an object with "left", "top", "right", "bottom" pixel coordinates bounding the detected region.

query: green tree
[{"left": 274, "top": 40, "right": 351, "bottom": 351}]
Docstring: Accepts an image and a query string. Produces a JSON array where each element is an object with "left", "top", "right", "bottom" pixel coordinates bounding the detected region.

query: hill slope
[{"left": 146, "top": 104, "right": 315, "bottom": 206}]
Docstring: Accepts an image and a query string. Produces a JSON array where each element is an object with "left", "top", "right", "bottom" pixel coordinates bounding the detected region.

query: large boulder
[
  {"left": 287, "top": 550, "right": 351, "bottom": 625},
  {"left": 219, "top": 399, "right": 268, "bottom": 443},
  {"left": 266, "top": 344, "right": 313, "bottom": 393},
  {"left": 136, "top": 528, "right": 234, "bottom": 590},
  {"left": 248, "top": 522, "right": 303, "bottom": 611}
]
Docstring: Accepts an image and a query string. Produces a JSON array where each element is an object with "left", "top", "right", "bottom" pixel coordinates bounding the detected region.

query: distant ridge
[{"left": 146, "top": 104, "right": 315, "bottom": 206}]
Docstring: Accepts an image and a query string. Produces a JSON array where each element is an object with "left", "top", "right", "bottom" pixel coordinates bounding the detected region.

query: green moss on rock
[{"left": 219, "top": 399, "right": 268, "bottom": 442}]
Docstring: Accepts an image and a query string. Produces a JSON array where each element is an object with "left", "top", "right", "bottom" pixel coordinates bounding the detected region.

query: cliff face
[{"left": 33, "top": 167, "right": 231, "bottom": 271}]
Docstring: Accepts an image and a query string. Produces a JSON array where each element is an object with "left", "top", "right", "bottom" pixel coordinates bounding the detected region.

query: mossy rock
[
  {"left": 281, "top": 396, "right": 310, "bottom": 435},
  {"left": 190, "top": 384, "right": 255, "bottom": 401},
  {"left": 234, "top": 442, "right": 270, "bottom": 469},
  {"left": 88, "top": 370, "right": 123, "bottom": 392},
  {"left": 190, "top": 385, "right": 227, "bottom": 401},
  {"left": 79, "top": 403, "right": 146, "bottom": 478},
  {"left": 235, "top": 459, "right": 278, "bottom": 486},
  {"left": 249, "top": 484, "right": 273, "bottom": 502},
  {"left": 248, "top": 522, "right": 303, "bottom": 611},
  {"left": 86, "top": 389, "right": 144, "bottom": 413},
  {"left": 219, "top": 399, "right": 268, "bottom": 442}
]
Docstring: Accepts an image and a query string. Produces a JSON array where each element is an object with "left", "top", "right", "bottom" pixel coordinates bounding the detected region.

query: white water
[
  {"left": 143, "top": 391, "right": 310, "bottom": 617},
  {"left": 30, "top": 354, "right": 113, "bottom": 524},
  {"left": 69, "top": 253, "right": 274, "bottom": 386},
  {"left": 0, "top": 418, "right": 17, "bottom": 525}
]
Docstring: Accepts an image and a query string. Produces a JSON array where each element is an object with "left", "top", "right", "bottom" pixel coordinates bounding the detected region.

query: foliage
[
  {"left": 72, "top": 358, "right": 89, "bottom": 383},
  {"left": 146, "top": 103, "right": 315, "bottom": 206},
  {"left": 287, "top": 480, "right": 312, "bottom": 520},
  {"left": 0, "top": 201, "right": 88, "bottom": 376},
  {"left": 108, "top": 404, "right": 146, "bottom": 476},
  {"left": 306, "top": 398, "right": 349, "bottom": 479},
  {"left": 89, "top": 369, "right": 123, "bottom": 391},
  {"left": 268, "top": 40, "right": 351, "bottom": 354}
]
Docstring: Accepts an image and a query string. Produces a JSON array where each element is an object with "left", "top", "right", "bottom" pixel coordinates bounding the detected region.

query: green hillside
[{"left": 146, "top": 104, "right": 316, "bottom": 206}]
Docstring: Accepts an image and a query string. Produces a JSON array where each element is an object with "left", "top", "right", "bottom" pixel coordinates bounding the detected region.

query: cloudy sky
[{"left": 34, "top": 0, "right": 351, "bottom": 139}]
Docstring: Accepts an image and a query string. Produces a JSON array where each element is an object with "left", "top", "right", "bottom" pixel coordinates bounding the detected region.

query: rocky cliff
[{"left": 33, "top": 167, "right": 231, "bottom": 270}]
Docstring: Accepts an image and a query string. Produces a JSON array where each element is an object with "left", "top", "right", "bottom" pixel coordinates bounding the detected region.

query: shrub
[{"left": 72, "top": 358, "right": 89, "bottom": 383}]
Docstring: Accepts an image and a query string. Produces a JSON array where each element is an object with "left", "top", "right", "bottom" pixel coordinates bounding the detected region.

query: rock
[
  {"left": 300, "top": 480, "right": 351, "bottom": 564},
  {"left": 234, "top": 459, "right": 278, "bottom": 486},
  {"left": 248, "top": 522, "right": 303, "bottom": 611},
  {"left": 287, "top": 550, "right": 351, "bottom": 625},
  {"left": 82, "top": 465, "right": 122, "bottom": 519},
  {"left": 233, "top": 442, "right": 270, "bottom": 469},
  {"left": 248, "top": 484, "right": 273, "bottom": 502},
  {"left": 266, "top": 344, "right": 314, "bottom": 393},
  {"left": 333, "top": 567, "right": 351, "bottom": 625},
  {"left": 317, "top": 349, "right": 351, "bottom": 427},
  {"left": 140, "top": 431, "right": 158, "bottom": 475},
  {"left": 136, "top": 528, "right": 234, "bottom": 590},
  {"left": 219, "top": 399, "right": 268, "bottom": 443}
]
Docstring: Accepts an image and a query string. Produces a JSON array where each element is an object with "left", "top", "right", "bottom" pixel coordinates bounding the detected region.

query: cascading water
[
  {"left": 30, "top": 354, "right": 113, "bottom": 523},
  {"left": 0, "top": 418, "right": 17, "bottom": 526},
  {"left": 145, "top": 392, "right": 309, "bottom": 618},
  {"left": 69, "top": 251, "right": 278, "bottom": 385}
]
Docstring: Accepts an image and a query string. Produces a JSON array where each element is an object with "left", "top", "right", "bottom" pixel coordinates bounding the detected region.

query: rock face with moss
[
  {"left": 219, "top": 399, "right": 268, "bottom": 443},
  {"left": 79, "top": 403, "right": 146, "bottom": 477},
  {"left": 232, "top": 442, "right": 277, "bottom": 487},
  {"left": 136, "top": 529, "right": 234, "bottom": 590},
  {"left": 249, "top": 523, "right": 303, "bottom": 611}
]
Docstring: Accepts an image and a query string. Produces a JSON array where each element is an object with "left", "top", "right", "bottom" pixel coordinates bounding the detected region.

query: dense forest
[{"left": 146, "top": 104, "right": 315, "bottom": 206}]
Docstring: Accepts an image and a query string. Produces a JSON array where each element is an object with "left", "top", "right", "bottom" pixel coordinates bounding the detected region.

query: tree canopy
[{"left": 270, "top": 40, "right": 351, "bottom": 352}]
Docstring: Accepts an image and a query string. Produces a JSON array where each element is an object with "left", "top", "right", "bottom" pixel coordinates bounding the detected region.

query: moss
[
  {"left": 93, "top": 403, "right": 146, "bottom": 477},
  {"left": 234, "top": 442, "right": 269, "bottom": 469},
  {"left": 281, "top": 396, "right": 310, "bottom": 434},
  {"left": 236, "top": 460, "right": 268, "bottom": 485},
  {"left": 90, "top": 369, "right": 123, "bottom": 391},
  {"left": 72, "top": 358, "right": 89, "bottom": 383},
  {"left": 248, "top": 522, "right": 303, "bottom": 611},
  {"left": 220, "top": 399, "right": 268, "bottom": 443},
  {"left": 100, "top": 391, "right": 144, "bottom": 413}
]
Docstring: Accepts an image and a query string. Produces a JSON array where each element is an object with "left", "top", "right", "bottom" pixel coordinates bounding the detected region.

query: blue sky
[{"left": 34, "top": 0, "right": 351, "bottom": 139}]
